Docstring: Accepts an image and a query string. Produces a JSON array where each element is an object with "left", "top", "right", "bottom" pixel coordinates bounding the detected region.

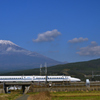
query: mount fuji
[{"left": 0, "top": 40, "right": 62, "bottom": 72}]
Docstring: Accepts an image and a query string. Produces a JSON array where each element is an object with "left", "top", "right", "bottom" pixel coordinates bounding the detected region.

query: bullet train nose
[
  {"left": 70, "top": 78, "right": 81, "bottom": 82},
  {"left": 76, "top": 78, "right": 81, "bottom": 81}
]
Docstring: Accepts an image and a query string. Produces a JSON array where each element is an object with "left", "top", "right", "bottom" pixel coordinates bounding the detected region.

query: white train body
[{"left": 0, "top": 75, "right": 81, "bottom": 82}]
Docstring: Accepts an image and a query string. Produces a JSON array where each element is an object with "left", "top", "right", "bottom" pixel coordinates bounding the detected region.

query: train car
[{"left": 0, "top": 75, "right": 81, "bottom": 82}]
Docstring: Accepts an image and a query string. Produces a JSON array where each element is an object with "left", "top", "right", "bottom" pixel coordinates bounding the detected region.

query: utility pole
[
  {"left": 92, "top": 71, "right": 95, "bottom": 81},
  {"left": 92, "top": 71, "right": 94, "bottom": 78},
  {"left": 45, "top": 63, "right": 47, "bottom": 84},
  {"left": 40, "top": 64, "right": 42, "bottom": 76}
]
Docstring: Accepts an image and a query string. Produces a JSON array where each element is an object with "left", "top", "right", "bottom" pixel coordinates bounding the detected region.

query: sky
[{"left": 0, "top": 0, "right": 100, "bottom": 62}]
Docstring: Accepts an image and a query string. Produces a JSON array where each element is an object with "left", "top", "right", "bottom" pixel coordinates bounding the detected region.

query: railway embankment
[
  {"left": 28, "top": 87, "right": 100, "bottom": 93},
  {"left": 28, "top": 81, "right": 100, "bottom": 93}
]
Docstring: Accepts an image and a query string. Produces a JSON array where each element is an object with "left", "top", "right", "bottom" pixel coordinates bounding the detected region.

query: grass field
[
  {"left": 51, "top": 91, "right": 100, "bottom": 100},
  {"left": 52, "top": 96, "right": 100, "bottom": 100},
  {"left": 27, "top": 91, "right": 100, "bottom": 100},
  {"left": 0, "top": 90, "right": 100, "bottom": 100},
  {"left": 0, "top": 91, "right": 22, "bottom": 100}
]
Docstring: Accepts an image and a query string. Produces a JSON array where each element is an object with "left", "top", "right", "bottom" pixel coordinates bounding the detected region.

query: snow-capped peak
[{"left": 0, "top": 40, "right": 17, "bottom": 46}]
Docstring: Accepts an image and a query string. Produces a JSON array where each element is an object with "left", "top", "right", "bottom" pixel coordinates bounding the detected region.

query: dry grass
[
  {"left": 0, "top": 90, "right": 22, "bottom": 100},
  {"left": 7, "top": 92, "right": 22, "bottom": 100},
  {"left": 27, "top": 91, "right": 100, "bottom": 100},
  {"left": 27, "top": 91, "right": 51, "bottom": 100},
  {"left": 51, "top": 91, "right": 100, "bottom": 100},
  {"left": 0, "top": 97, "right": 8, "bottom": 100},
  {"left": 0, "top": 94, "right": 9, "bottom": 100},
  {"left": 51, "top": 92, "right": 100, "bottom": 97}
]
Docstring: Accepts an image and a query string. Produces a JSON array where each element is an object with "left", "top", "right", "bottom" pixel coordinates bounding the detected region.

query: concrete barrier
[{"left": 24, "top": 86, "right": 30, "bottom": 94}]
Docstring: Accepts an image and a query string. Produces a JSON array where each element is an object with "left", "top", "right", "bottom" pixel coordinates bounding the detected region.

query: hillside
[
  {"left": 2, "top": 58, "right": 100, "bottom": 81},
  {"left": 0, "top": 40, "right": 62, "bottom": 72}
]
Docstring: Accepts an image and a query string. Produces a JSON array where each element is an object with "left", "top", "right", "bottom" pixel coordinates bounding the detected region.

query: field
[
  {"left": 0, "top": 90, "right": 100, "bottom": 100},
  {"left": 27, "top": 91, "right": 100, "bottom": 100},
  {"left": 0, "top": 91, "right": 22, "bottom": 100}
]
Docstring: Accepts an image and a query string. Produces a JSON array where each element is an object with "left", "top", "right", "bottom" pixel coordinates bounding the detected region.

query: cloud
[
  {"left": 33, "top": 29, "right": 61, "bottom": 42},
  {"left": 6, "top": 47, "right": 13, "bottom": 51},
  {"left": 68, "top": 37, "right": 88, "bottom": 43},
  {"left": 90, "top": 41, "right": 97, "bottom": 46},
  {"left": 6, "top": 47, "right": 25, "bottom": 52},
  {"left": 77, "top": 41, "right": 100, "bottom": 56},
  {"left": 49, "top": 50, "right": 59, "bottom": 53}
]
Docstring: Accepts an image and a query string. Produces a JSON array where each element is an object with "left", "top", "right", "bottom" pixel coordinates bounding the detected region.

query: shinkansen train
[{"left": 0, "top": 75, "right": 81, "bottom": 82}]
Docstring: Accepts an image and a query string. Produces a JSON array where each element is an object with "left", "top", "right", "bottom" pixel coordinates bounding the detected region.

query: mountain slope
[
  {"left": 0, "top": 40, "right": 62, "bottom": 72},
  {"left": 4, "top": 58, "right": 100, "bottom": 81}
]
